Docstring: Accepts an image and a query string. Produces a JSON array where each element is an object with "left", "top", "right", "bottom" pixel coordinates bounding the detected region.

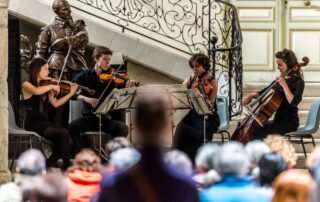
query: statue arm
[{"left": 36, "top": 27, "right": 51, "bottom": 58}]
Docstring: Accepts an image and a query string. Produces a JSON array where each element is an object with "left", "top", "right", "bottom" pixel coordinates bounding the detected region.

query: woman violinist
[
  {"left": 174, "top": 53, "right": 220, "bottom": 161},
  {"left": 21, "top": 57, "right": 79, "bottom": 170},
  {"left": 243, "top": 49, "right": 308, "bottom": 140}
]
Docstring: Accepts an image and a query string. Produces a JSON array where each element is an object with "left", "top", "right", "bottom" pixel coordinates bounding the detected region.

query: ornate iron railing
[{"left": 70, "top": 0, "right": 243, "bottom": 117}]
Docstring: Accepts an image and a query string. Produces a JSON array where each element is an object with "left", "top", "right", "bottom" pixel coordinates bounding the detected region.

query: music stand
[{"left": 96, "top": 84, "right": 212, "bottom": 146}]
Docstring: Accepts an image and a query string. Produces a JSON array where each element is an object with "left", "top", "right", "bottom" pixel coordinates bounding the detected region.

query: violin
[
  {"left": 39, "top": 78, "right": 95, "bottom": 96},
  {"left": 191, "top": 72, "right": 215, "bottom": 112},
  {"left": 99, "top": 71, "right": 140, "bottom": 86}
]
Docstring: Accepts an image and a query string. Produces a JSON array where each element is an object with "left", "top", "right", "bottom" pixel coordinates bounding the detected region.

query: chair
[
  {"left": 285, "top": 100, "right": 320, "bottom": 158},
  {"left": 8, "top": 102, "right": 50, "bottom": 170},
  {"left": 69, "top": 100, "right": 109, "bottom": 158},
  {"left": 213, "top": 96, "right": 230, "bottom": 143}
]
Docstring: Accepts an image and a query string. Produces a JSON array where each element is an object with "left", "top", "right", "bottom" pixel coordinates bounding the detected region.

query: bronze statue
[{"left": 36, "top": 0, "right": 89, "bottom": 80}]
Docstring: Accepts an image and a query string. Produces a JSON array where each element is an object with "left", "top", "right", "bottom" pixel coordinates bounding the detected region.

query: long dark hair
[
  {"left": 275, "top": 49, "right": 309, "bottom": 79},
  {"left": 28, "top": 57, "right": 47, "bottom": 86}
]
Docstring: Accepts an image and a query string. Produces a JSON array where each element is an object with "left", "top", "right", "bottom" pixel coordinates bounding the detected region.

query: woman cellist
[
  {"left": 242, "top": 49, "right": 308, "bottom": 140},
  {"left": 174, "top": 53, "right": 220, "bottom": 161}
]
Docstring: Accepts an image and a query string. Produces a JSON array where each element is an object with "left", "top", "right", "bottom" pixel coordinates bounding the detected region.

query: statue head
[{"left": 52, "top": 0, "right": 71, "bottom": 20}]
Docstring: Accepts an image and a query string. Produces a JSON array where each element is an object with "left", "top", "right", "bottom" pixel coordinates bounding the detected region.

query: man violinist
[
  {"left": 242, "top": 49, "right": 308, "bottom": 140},
  {"left": 69, "top": 46, "right": 129, "bottom": 154}
]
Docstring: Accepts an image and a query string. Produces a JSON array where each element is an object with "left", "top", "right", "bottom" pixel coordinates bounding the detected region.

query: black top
[
  {"left": 73, "top": 67, "right": 122, "bottom": 117},
  {"left": 258, "top": 77, "right": 305, "bottom": 125},
  {"left": 21, "top": 95, "right": 51, "bottom": 135}
]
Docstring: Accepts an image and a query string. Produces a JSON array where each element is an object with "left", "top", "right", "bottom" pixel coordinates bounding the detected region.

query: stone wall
[{"left": 0, "top": 0, "right": 11, "bottom": 183}]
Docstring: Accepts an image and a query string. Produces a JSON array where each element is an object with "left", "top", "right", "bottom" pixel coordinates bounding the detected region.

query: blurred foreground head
[
  {"left": 17, "top": 149, "right": 46, "bottom": 176},
  {"left": 134, "top": 93, "right": 169, "bottom": 146}
]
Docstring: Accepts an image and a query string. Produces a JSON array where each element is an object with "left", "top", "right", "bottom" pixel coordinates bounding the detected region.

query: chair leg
[
  {"left": 301, "top": 137, "right": 307, "bottom": 158},
  {"left": 220, "top": 132, "right": 225, "bottom": 143},
  {"left": 310, "top": 135, "right": 316, "bottom": 147}
]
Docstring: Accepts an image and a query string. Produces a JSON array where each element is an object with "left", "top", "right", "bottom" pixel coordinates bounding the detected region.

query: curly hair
[
  {"left": 275, "top": 49, "right": 308, "bottom": 79},
  {"left": 264, "top": 134, "right": 297, "bottom": 167},
  {"left": 188, "top": 53, "right": 211, "bottom": 71}
]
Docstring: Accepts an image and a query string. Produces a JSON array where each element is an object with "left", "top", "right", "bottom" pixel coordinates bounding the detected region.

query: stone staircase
[{"left": 220, "top": 82, "right": 320, "bottom": 168}]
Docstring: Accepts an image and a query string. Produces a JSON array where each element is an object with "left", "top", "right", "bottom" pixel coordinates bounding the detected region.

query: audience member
[
  {"left": 164, "top": 150, "right": 193, "bottom": 176},
  {"left": 264, "top": 134, "right": 297, "bottom": 168},
  {"left": 0, "top": 149, "right": 46, "bottom": 202},
  {"left": 245, "top": 140, "right": 270, "bottom": 179},
  {"left": 272, "top": 170, "right": 315, "bottom": 202},
  {"left": 66, "top": 149, "right": 102, "bottom": 202},
  {"left": 200, "top": 142, "right": 271, "bottom": 202},
  {"left": 97, "top": 93, "right": 200, "bottom": 202},
  {"left": 306, "top": 146, "right": 320, "bottom": 202},
  {"left": 105, "top": 137, "right": 132, "bottom": 158},
  {"left": 258, "top": 152, "right": 288, "bottom": 187},
  {"left": 109, "top": 147, "right": 141, "bottom": 171},
  {"left": 193, "top": 143, "right": 221, "bottom": 190},
  {"left": 26, "top": 172, "right": 68, "bottom": 202}
]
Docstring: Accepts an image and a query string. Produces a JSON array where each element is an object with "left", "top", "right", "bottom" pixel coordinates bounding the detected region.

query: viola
[
  {"left": 39, "top": 78, "right": 95, "bottom": 96},
  {"left": 191, "top": 72, "right": 215, "bottom": 112}
]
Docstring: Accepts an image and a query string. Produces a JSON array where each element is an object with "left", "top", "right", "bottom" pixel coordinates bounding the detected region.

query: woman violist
[
  {"left": 243, "top": 49, "right": 308, "bottom": 140},
  {"left": 174, "top": 53, "right": 220, "bottom": 161},
  {"left": 21, "top": 57, "right": 78, "bottom": 170}
]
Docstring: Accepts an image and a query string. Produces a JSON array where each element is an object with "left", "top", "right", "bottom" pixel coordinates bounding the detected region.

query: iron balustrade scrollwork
[{"left": 70, "top": 0, "right": 243, "bottom": 117}]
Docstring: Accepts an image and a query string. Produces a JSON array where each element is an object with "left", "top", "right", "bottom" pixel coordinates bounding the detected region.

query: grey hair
[
  {"left": 245, "top": 140, "right": 270, "bottom": 168},
  {"left": 17, "top": 149, "right": 46, "bottom": 175},
  {"left": 109, "top": 148, "right": 141, "bottom": 170},
  {"left": 195, "top": 143, "right": 221, "bottom": 171},
  {"left": 164, "top": 150, "right": 193, "bottom": 176},
  {"left": 215, "top": 142, "right": 250, "bottom": 176}
]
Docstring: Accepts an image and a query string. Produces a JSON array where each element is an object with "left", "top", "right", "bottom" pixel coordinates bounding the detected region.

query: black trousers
[
  {"left": 252, "top": 120, "right": 298, "bottom": 140},
  {"left": 68, "top": 115, "right": 129, "bottom": 154},
  {"left": 174, "top": 110, "right": 220, "bottom": 162}
]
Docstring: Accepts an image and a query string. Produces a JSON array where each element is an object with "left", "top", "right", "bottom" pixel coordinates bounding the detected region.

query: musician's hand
[
  {"left": 51, "top": 85, "right": 60, "bottom": 95},
  {"left": 69, "top": 83, "right": 79, "bottom": 95},
  {"left": 242, "top": 95, "right": 252, "bottom": 106},
  {"left": 126, "top": 80, "right": 136, "bottom": 88},
  {"left": 277, "top": 76, "right": 287, "bottom": 88},
  {"left": 84, "top": 97, "right": 99, "bottom": 108}
]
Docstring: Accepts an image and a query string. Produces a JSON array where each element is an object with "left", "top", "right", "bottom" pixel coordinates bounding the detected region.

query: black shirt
[
  {"left": 258, "top": 77, "right": 305, "bottom": 125},
  {"left": 73, "top": 67, "right": 120, "bottom": 116}
]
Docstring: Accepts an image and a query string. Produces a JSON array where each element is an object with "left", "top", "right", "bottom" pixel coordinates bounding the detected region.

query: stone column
[{"left": 0, "top": 0, "right": 11, "bottom": 183}]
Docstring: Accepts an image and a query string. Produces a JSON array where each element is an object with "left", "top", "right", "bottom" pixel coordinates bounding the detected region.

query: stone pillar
[{"left": 0, "top": 0, "right": 11, "bottom": 183}]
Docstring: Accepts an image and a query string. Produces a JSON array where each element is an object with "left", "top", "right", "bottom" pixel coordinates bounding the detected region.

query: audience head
[
  {"left": 164, "top": 150, "right": 193, "bottom": 176},
  {"left": 258, "top": 152, "right": 288, "bottom": 187},
  {"left": 245, "top": 140, "right": 270, "bottom": 170},
  {"left": 109, "top": 147, "right": 141, "bottom": 171},
  {"left": 134, "top": 93, "right": 169, "bottom": 145},
  {"left": 272, "top": 170, "right": 315, "bottom": 202},
  {"left": 195, "top": 143, "right": 221, "bottom": 173},
  {"left": 105, "top": 137, "right": 132, "bottom": 157},
  {"left": 214, "top": 142, "right": 250, "bottom": 176},
  {"left": 16, "top": 149, "right": 46, "bottom": 176},
  {"left": 264, "top": 134, "right": 297, "bottom": 167},
  {"left": 69, "top": 149, "right": 101, "bottom": 172},
  {"left": 26, "top": 172, "right": 68, "bottom": 202},
  {"left": 306, "top": 145, "right": 320, "bottom": 169}
]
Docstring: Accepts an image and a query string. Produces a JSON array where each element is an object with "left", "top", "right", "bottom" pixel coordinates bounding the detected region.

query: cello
[{"left": 231, "top": 57, "right": 309, "bottom": 144}]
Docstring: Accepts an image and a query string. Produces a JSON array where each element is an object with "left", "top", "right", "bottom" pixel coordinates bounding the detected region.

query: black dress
[
  {"left": 22, "top": 94, "right": 71, "bottom": 169},
  {"left": 174, "top": 76, "right": 220, "bottom": 162},
  {"left": 252, "top": 77, "right": 305, "bottom": 140}
]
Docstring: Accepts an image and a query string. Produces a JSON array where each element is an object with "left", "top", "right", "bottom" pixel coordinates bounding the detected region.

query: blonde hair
[
  {"left": 264, "top": 135, "right": 297, "bottom": 167},
  {"left": 272, "top": 170, "right": 315, "bottom": 202}
]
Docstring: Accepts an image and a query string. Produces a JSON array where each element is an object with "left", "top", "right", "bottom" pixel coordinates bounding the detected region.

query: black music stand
[{"left": 95, "top": 84, "right": 212, "bottom": 146}]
